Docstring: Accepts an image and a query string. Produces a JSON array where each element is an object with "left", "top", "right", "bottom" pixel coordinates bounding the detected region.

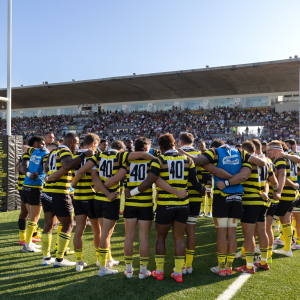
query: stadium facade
[{"left": 0, "top": 58, "right": 299, "bottom": 119}]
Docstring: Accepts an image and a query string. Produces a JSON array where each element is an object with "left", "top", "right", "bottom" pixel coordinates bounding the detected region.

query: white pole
[{"left": 7, "top": 0, "right": 12, "bottom": 136}]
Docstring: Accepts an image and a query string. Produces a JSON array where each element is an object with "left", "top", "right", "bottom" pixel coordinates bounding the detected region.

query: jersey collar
[
  {"left": 59, "top": 145, "right": 71, "bottom": 152},
  {"left": 180, "top": 146, "right": 194, "bottom": 150},
  {"left": 164, "top": 149, "right": 178, "bottom": 154}
]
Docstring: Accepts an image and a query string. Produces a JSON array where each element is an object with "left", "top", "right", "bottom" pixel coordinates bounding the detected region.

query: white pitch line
[{"left": 216, "top": 273, "right": 252, "bottom": 300}]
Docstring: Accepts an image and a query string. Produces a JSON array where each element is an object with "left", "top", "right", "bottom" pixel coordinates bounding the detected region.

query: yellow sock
[
  {"left": 260, "top": 248, "right": 268, "bottom": 265},
  {"left": 99, "top": 248, "right": 109, "bottom": 267},
  {"left": 75, "top": 248, "right": 83, "bottom": 262},
  {"left": 272, "top": 225, "right": 275, "bottom": 233},
  {"left": 267, "top": 246, "right": 273, "bottom": 259},
  {"left": 96, "top": 248, "right": 100, "bottom": 260},
  {"left": 226, "top": 253, "right": 235, "bottom": 270},
  {"left": 186, "top": 249, "right": 195, "bottom": 268},
  {"left": 282, "top": 223, "right": 292, "bottom": 252},
  {"left": 174, "top": 256, "right": 185, "bottom": 273},
  {"left": 280, "top": 233, "right": 285, "bottom": 242},
  {"left": 124, "top": 256, "right": 133, "bottom": 270},
  {"left": 107, "top": 247, "right": 112, "bottom": 260},
  {"left": 245, "top": 252, "right": 254, "bottom": 269},
  {"left": 155, "top": 255, "right": 165, "bottom": 272},
  {"left": 56, "top": 222, "right": 62, "bottom": 246},
  {"left": 217, "top": 253, "right": 226, "bottom": 270},
  {"left": 241, "top": 246, "right": 246, "bottom": 256},
  {"left": 207, "top": 197, "right": 213, "bottom": 214},
  {"left": 276, "top": 218, "right": 280, "bottom": 226},
  {"left": 19, "top": 230, "right": 26, "bottom": 242},
  {"left": 42, "top": 232, "right": 52, "bottom": 257},
  {"left": 297, "top": 237, "right": 300, "bottom": 246},
  {"left": 56, "top": 232, "right": 71, "bottom": 259},
  {"left": 25, "top": 221, "right": 36, "bottom": 244},
  {"left": 140, "top": 257, "right": 148, "bottom": 267},
  {"left": 292, "top": 217, "right": 296, "bottom": 230},
  {"left": 201, "top": 196, "right": 206, "bottom": 213},
  {"left": 295, "top": 227, "right": 298, "bottom": 239}
]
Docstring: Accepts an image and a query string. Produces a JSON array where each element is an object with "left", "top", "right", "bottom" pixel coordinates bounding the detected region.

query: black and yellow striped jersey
[
  {"left": 149, "top": 150, "right": 196, "bottom": 206},
  {"left": 242, "top": 161, "right": 274, "bottom": 206},
  {"left": 73, "top": 149, "right": 95, "bottom": 200},
  {"left": 267, "top": 162, "right": 278, "bottom": 204},
  {"left": 17, "top": 152, "right": 30, "bottom": 190},
  {"left": 274, "top": 157, "right": 299, "bottom": 201},
  {"left": 89, "top": 150, "right": 128, "bottom": 202},
  {"left": 202, "top": 148, "right": 252, "bottom": 197},
  {"left": 125, "top": 158, "right": 153, "bottom": 207},
  {"left": 180, "top": 147, "right": 202, "bottom": 202},
  {"left": 43, "top": 146, "right": 73, "bottom": 194}
]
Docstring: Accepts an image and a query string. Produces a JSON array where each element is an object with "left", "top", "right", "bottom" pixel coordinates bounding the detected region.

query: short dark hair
[
  {"left": 242, "top": 140, "right": 255, "bottom": 154},
  {"left": 179, "top": 132, "right": 194, "bottom": 145},
  {"left": 285, "top": 139, "right": 296, "bottom": 146},
  {"left": 235, "top": 143, "right": 242, "bottom": 148},
  {"left": 251, "top": 139, "right": 262, "bottom": 152},
  {"left": 100, "top": 139, "right": 108, "bottom": 144},
  {"left": 111, "top": 140, "right": 125, "bottom": 151},
  {"left": 44, "top": 131, "right": 54, "bottom": 136},
  {"left": 158, "top": 134, "right": 175, "bottom": 151},
  {"left": 211, "top": 139, "right": 225, "bottom": 148},
  {"left": 261, "top": 142, "right": 267, "bottom": 147},
  {"left": 83, "top": 133, "right": 100, "bottom": 146},
  {"left": 28, "top": 136, "right": 45, "bottom": 146},
  {"left": 49, "top": 141, "right": 59, "bottom": 147},
  {"left": 58, "top": 138, "right": 64, "bottom": 143},
  {"left": 135, "top": 137, "right": 151, "bottom": 152},
  {"left": 64, "top": 132, "right": 78, "bottom": 143}
]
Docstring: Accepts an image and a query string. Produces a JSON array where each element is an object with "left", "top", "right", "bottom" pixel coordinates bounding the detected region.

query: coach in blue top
[{"left": 21, "top": 136, "right": 49, "bottom": 253}]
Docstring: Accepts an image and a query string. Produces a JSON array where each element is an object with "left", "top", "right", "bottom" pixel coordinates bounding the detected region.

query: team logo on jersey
[{"left": 222, "top": 155, "right": 239, "bottom": 165}]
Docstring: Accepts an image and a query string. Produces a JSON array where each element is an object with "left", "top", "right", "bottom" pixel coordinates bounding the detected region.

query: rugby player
[
  {"left": 41, "top": 133, "right": 94, "bottom": 267},
  {"left": 21, "top": 136, "right": 48, "bottom": 253},
  {"left": 44, "top": 131, "right": 55, "bottom": 148},
  {"left": 125, "top": 134, "right": 205, "bottom": 283}
]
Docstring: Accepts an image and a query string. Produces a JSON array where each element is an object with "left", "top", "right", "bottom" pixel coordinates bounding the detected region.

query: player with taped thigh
[
  {"left": 125, "top": 134, "right": 205, "bottom": 283},
  {"left": 20, "top": 136, "right": 49, "bottom": 253},
  {"left": 180, "top": 139, "right": 266, "bottom": 276}
]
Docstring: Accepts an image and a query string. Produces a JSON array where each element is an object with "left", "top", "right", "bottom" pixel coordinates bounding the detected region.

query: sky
[{"left": 0, "top": 0, "right": 300, "bottom": 88}]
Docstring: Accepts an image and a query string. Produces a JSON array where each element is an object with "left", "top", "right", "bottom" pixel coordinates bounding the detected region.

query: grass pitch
[{"left": 1, "top": 199, "right": 300, "bottom": 300}]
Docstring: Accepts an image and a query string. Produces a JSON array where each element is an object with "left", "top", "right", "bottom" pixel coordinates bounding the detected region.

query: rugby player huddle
[{"left": 16, "top": 130, "right": 300, "bottom": 282}]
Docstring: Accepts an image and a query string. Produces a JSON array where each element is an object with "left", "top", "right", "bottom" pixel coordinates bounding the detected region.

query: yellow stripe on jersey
[
  {"left": 73, "top": 150, "right": 95, "bottom": 200},
  {"left": 125, "top": 159, "right": 153, "bottom": 207},
  {"left": 90, "top": 150, "right": 128, "bottom": 202},
  {"left": 42, "top": 147, "right": 73, "bottom": 194},
  {"left": 181, "top": 148, "right": 202, "bottom": 202},
  {"left": 17, "top": 152, "right": 30, "bottom": 190},
  {"left": 274, "top": 157, "right": 298, "bottom": 201},
  {"left": 149, "top": 151, "right": 194, "bottom": 206},
  {"left": 242, "top": 163, "right": 271, "bottom": 207}
]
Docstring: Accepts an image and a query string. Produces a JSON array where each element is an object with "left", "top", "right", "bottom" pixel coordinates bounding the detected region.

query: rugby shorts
[
  {"left": 275, "top": 199, "right": 297, "bottom": 216},
  {"left": 41, "top": 192, "right": 73, "bottom": 217},
  {"left": 73, "top": 199, "right": 97, "bottom": 219},
  {"left": 266, "top": 203, "right": 278, "bottom": 217},
  {"left": 155, "top": 204, "right": 189, "bottom": 225},
  {"left": 189, "top": 201, "right": 201, "bottom": 216},
  {"left": 212, "top": 193, "right": 243, "bottom": 219},
  {"left": 22, "top": 186, "right": 42, "bottom": 206},
  {"left": 124, "top": 205, "right": 153, "bottom": 221},
  {"left": 293, "top": 197, "right": 300, "bottom": 212},
  {"left": 241, "top": 205, "right": 268, "bottom": 224},
  {"left": 94, "top": 199, "right": 120, "bottom": 220}
]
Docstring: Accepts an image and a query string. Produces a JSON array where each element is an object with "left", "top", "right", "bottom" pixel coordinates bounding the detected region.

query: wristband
[
  {"left": 130, "top": 187, "right": 140, "bottom": 197},
  {"left": 272, "top": 184, "right": 279, "bottom": 191},
  {"left": 224, "top": 180, "right": 230, "bottom": 187},
  {"left": 79, "top": 152, "right": 86, "bottom": 161},
  {"left": 26, "top": 172, "right": 31, "bottom": 177}
]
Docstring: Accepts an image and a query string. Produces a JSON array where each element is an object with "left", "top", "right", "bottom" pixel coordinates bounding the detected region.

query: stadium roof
[{"left": 0, "top": 58, "right": 299, "bottom": 110}]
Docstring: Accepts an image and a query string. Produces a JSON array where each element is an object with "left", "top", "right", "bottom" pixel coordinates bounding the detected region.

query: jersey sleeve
[
  {"left": 42, "top": 154, "right": 49, "bottom": 164},
  {"left": 239, "top": 149, "right": 253, "bottom": 169},
  {"left": 59, "top": 149, "right": 72, "bottom": 160},
  {"left": 268, "top": 163, "right": 274, "bottom": 178},
  {"left": 22, "top": 153, "right": 30, "bottom": 161},
  {"left": 149, "top": 158, "right": 161, "bottom": 177},
  {"left": 119, "top": 152, "right": 128, "bottom": 170},
  {"left": 202, "top": 149, "right": 216, "bottom": 164},
  {"left": 88, "top": 152, "right": 98, "bottom": 166},
  {"left": 274, "top": 158, "right": 287, "bottom": 170},
  {"left": 26, "top": 147, "right": 36, "bottom": 157}
]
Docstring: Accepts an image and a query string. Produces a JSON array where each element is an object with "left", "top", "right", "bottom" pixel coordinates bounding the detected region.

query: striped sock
[
  {"left": 42, "top": 232, "right": 52, "bottom": 258},
  {"left": 56, "top": 232, "right": 71, "bottom": 260},
  {"left": 99, "top": 248, "right": 109, "bottom": 270},
  {"left": 25, "top": 221, "right": 36, "bottom": 245},
  {"left": 225, "top": 253, "right": 235, "bottom": 270},
  {"left": 282, "top": 223, "right": 292, "bottom": 252},
  {"left": 185, "top": 249, "right": 195, "bottom": 268},
  {"left": 217, "top": 253, "right": 226, "bottom": 270},
  {"left": 260, "top": 248, "right": 268, "bottom": 265},
  {"left": 124, "top": 256, "right": 133, "bottom": 271},
  {"left": 267, "top": 246, "right": 273, "bottom": 259},
  {"left": 174, "top": 256, "right": 185, "bottom": 274},
  {"left": 140, "top": 257, "right": 148, "bottom": 272},
  {"left": 75, "top": 248, "right": 83, "bottom": 262},
  {"left": 96, "top": 248, "right": 100, "bottom": 261},
  {"left": 245, "top": 252, "right": 254, "bottom": 269},
  {"left": 155, "top": 255, "right": 165, "bottom": 273}
]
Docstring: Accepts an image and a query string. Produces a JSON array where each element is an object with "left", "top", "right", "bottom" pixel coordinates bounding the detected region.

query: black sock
[
  {"left": 56, "top": 258, "right": 63, "bottom": 262},
  {"left": 18, "top": 218, "right": 26, "bottom": 230}
]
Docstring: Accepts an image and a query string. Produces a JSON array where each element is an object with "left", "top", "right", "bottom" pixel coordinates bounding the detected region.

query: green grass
[{"left": 1, "top": 200, "right": 300, "bottom": 300}]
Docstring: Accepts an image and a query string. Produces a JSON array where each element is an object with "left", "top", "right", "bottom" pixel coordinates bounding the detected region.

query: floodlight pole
[{"left": 6, "top": 0, "right": 12, "bottom": 136}]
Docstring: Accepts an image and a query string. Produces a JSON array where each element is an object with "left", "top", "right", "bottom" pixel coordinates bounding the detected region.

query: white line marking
[{"left": 216, "top": 273, "right": 252, "bottom": 300}]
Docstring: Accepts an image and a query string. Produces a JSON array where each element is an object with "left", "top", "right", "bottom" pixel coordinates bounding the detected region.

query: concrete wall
[{"left": 275, "top": 102, "right": 298, "bottom": 113}]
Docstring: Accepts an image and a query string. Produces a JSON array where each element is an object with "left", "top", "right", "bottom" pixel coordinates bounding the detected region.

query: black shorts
[
  {"left": 19, "top": 190, "right": 25, "bottom": 203},
  {"left": 293, "top": 197, "right": 300, "bottom": 212},
  {"left": 22, "top": 186, "right": 42, "bottom": 206},
  {"left": 94, "top": 199, "right": 120, "bottom": 220},
  {"left": 124, "top": 205, "right": 153, "bottom": 221},
  {"left": 241, "top": 205, "right": 268, "bottom": 224},
  {"left": 73, "top": 199, "right": 97, "bottom": 219},
  {"left": 266, "top": 203, "right": 278, "bottom": 217},
  {"left": 41, "top": 192, "right": 73, "bottom": 217},
  {"left": 189, "top": 202, "right": 201, "bottom": 216},
  {"left": 275, "top": 200, "right": 297, "bottom": 216},
  {"left": 155, "top": 204, "right": 189, "bottom": 225},
  {"left": 202, "top": 173, "right": 213, "bottom": 187},
  {"left": 212, "top": 193, "right": 243, "bottom": 219}
]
